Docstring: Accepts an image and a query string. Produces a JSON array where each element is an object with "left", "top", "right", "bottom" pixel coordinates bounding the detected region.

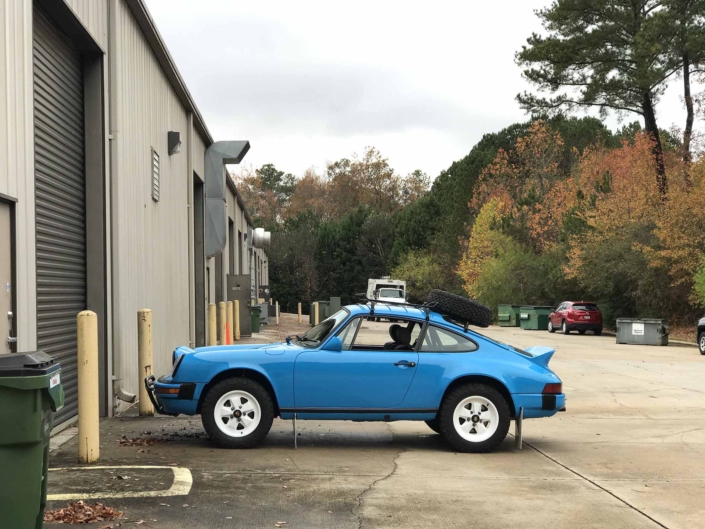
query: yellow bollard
[
  {"left": 276, "top": 301, "right": 280, "bottom": 325},
  {"left": 218, "top": 302, "right": 226, "bottom": 345},
  {"left": 314, "top": 302, "right": 319, "bottom": 325},
  {"left": 77, "top": 310, "right": 99, "bottom": 463},
  {"left": 137, "top": 309, "right": 154, "bottom": 417},
  {"left": 234, "top": 300, "right": 241, "bottom": 340},
  {"left": 208, "top": 303, "right": 217, "bottom": 346},
  {"left": 298, "top": 302, "right": 302, "bottom": 324},
  {"left": 227, "top": 301, "right": 234, "bottom": 344}
]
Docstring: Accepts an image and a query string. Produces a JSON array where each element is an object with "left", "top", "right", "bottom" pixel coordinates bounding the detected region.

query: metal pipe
[
  {"left": 298, "top": 302, "right": 302, "bottom": 324},
  {"left": 77, "top": 311, "right": 99, "bottom": 463},
  {"left": 314, "top": 302, "right": 319, "bottom": 326},
  {"left": 137, "top": 309, "right": 154, "bottom": 416},
  {"left": 276, "top": 301, "right": 279, "bottom": 325},
  {"left": 208, "top": 304, "right": 217, "bottom": 346}
]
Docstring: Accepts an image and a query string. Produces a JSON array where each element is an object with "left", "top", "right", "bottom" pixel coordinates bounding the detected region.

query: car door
[
  {"left": 553, "top": 303, "right": 565, "bottom": 326},
  {"left": 294, "top": 317, "right": 420, "bottom": 409}
]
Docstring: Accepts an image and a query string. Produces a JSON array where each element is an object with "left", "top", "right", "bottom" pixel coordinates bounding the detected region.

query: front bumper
[{"left": 144, "top": 375, "right": 201, "bottom": 416}]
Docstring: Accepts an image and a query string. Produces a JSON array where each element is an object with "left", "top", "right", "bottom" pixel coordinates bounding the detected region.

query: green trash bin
[
  {"left": 497, "top": 304, "right": 522, "bottom": 327},
  {"left": 519, "top": 306, "right": 554, "bottom": 330},
  {"left": 0, "top": 351, "right": 64, "bottom": 529},
  {"left": 250, "top": 305, "right": 262, "bottom": 333}
]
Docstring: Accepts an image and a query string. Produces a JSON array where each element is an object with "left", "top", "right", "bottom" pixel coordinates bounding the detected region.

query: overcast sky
[{"left": 145, "top": 0, "right": 696, "bottom": 179}]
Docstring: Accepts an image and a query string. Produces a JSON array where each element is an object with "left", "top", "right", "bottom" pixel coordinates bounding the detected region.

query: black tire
[
  {"left": 548, "top": 320, "right": 555, "bottom": 333},
  {"left": 425, "top": 418, "right": 441, "bottom": 434},
  {"left": 562, "top": 320, "right": 570, "bottom": 335},
  {"left": 699, "top": 332, "right": 705, "bottom": 355},
  {"left": 594, "top": 328, "right": 602, "bottom": 336},
  {"left": 578, "top": 329, "right": 586, "bottom": 335},
  {"left": 201, "top": 377, "right": 274, "bottom": 449},
  {"left": 425, "top": 290, "right": 492, "bottom": 328},
  {"left": 438, "top": 383, "right": 510, "bottom": 453}
]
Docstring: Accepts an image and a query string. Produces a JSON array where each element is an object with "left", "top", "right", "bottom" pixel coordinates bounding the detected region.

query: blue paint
[{"left": 152, "top": 303, "right": 565, "bottom": 423}]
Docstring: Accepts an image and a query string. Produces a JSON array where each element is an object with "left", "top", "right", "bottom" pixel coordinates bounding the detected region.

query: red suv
[{"left": 548, "top": 301, "right": 603, "bottom": 335}]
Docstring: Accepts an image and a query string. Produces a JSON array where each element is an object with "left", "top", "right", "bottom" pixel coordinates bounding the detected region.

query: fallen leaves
[
  {"left": 44, "top": 501, "right": 123, "bottom": 524},
  {"left": 118, "top": 436, "right": 168, "bottom": 447}
]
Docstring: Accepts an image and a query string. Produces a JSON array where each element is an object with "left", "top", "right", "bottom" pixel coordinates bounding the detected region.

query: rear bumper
[
  {"left": 513, "top": 393, "right": 566, "bottom": 419},
  {"left": 144, "top": 375, "right": 201, "bottom": 416},
  {"left": 566, "top": 321, "right": 602, "bottom": 331}
]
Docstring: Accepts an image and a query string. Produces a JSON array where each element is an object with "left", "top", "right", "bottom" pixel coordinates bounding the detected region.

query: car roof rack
[{"left": 354, "top": 294, "right": 437, "bottom": 322}]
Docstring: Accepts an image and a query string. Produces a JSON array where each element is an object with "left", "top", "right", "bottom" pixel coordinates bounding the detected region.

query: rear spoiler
[{"left": 524, "top": 346, "right": 555, "bottom": 368}]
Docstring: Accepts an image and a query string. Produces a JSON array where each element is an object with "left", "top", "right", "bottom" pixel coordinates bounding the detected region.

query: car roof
[{"left": 345, "top": 303, "right": 448, "bottom": 324}]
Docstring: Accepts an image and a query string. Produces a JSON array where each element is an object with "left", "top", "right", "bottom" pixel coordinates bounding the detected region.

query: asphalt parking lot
[{"left": 46, "top": 323, "right": 705, "bottom": 529}]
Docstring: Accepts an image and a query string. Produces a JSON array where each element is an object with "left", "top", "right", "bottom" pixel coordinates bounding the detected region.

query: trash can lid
[{"left": 0, "top": 351, "right": 58, "bottom": 377}]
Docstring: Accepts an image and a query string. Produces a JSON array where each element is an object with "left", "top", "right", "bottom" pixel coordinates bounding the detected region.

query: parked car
[
  {"left": 145, "top": 291, "right": 565, "bottom": 453},
  {"left": 548, "top": 301, "right": 603, "bottom": 335},
  {"left": 698, "top": 316, "right": 705, "bottom": 355}
]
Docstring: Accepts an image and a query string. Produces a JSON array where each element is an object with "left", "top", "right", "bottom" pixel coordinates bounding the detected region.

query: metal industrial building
[{"left": 0, "top": 0, "right": 270, "bottom": 425}]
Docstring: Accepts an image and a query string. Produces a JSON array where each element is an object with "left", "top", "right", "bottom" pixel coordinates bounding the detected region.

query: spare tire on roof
[{"left": 425, "top": 290, "right": 493, "bottom": 328}]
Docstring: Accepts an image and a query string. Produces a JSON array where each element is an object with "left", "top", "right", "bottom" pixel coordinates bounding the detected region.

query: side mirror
[{"left": 322, "top": 336, "right": 343, "bottom": 352}]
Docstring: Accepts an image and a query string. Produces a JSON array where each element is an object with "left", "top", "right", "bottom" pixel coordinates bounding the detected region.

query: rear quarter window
[{"left": 421, "top": 325, "right": 478, "bottom": 353}]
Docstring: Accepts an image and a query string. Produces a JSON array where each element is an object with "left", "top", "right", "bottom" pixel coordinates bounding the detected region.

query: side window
[
  {"left": 350, "top": 318, "right": 424, "bottom": 351},
  {"left": 337, "top": 317, "right": 361, "bottom": 350},
  {"left": 421, "top": 326, "right": 478, "bottom": 353}
]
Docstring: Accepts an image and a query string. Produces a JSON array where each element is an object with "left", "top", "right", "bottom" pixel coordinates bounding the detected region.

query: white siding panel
[
  {"left": 112, "top": 0, "right": 190, "bottom": 398},
  {"left": 0, "top": 0, "right": 37, "bottom": 351},
  {"left": 65, "top": 0, "right": 109, "bottom": 50}
]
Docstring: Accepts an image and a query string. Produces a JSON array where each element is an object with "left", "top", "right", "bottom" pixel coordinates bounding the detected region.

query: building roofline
[{"left": 125, "top": 0, "right": 213, "bottom": 146}]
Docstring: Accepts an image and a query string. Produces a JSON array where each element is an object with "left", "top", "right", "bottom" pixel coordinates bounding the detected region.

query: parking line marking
[{"left": 47, "top": 465, "right": 192, "bottom": 501}]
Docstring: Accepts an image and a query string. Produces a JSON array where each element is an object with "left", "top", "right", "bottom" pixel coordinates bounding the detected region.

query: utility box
[
  {"left": 519, "top": 306, "right": 553, "bottom": 331},
  {"left": 259, "top": 302, "right": 269, "bottom": 325},
  {"left": 329, "top": 297, "right": 341, "bottom": 315},
  {"left": 616, "top": 318, "right": 669, "bottom": 346},
  {"left": 498, "top": 305, "right": 522, "bottom": 327}
]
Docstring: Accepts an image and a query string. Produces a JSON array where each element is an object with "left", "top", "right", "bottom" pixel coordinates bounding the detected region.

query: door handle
[
  {"left": 394, "top": 360, "right": 416, "bottom": 368},
  {"left": 7, "top": 336, "right": 17, "bottom": 345}
]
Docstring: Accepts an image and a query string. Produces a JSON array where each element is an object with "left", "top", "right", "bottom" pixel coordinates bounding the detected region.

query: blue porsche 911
[{"left": 146, "top": 291, "right": 565, "bottom": 453}]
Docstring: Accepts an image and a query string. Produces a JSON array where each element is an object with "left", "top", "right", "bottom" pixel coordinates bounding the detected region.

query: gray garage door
[{"left": 33, "top": 9, "right": 86, "bottom": 424}]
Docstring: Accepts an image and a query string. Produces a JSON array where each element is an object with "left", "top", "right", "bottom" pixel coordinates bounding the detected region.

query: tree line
[{"left": 236, "top": 0, "right": 705, "bottom": 326}]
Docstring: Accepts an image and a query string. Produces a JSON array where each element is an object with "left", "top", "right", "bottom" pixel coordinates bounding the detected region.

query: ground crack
[{"left": 351, "top": 425, "right": 406, "bottom": 529}]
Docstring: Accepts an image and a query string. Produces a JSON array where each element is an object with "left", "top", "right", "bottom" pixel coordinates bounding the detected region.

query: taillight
[{"left": 543, "top": 383, "right": 562, "bottom": 394}]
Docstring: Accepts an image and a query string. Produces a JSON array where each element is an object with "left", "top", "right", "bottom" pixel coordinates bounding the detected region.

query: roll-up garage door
[{"left": 33, "top": 9, "right": 86, "bottom": 424}]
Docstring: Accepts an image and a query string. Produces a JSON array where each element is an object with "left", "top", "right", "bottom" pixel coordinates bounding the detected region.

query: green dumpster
[
  {"left": 250, "top": 305, "right": 262, "bottom": 333},
  {"left": 0, "top": 351, "right": 64, "bottom": 529},
  {"left": 519, "top": 306, "right": 554, "bottom": 331},
  {"left": 497, "top": 304, "right": 522, "bottom": 327}
]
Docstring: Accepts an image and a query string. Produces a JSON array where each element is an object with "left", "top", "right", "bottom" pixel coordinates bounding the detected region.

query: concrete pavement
[{"left": 45, "top": 322, "right": 705, "bottom": 528}]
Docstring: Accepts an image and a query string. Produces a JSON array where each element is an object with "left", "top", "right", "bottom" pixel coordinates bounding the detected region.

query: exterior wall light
[{"left": 168, "top": 131, "right": 181, "bottom": 155}]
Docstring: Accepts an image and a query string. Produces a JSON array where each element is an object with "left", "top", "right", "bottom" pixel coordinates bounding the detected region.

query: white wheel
[
  {"left": 452, "top": 396, "right": 499, "bottom": 443},
  {"left": 700, "top": 332, "right": 705, "bottom": 355},
  {"left": 548, "top": 320, "right": 554, "bottom": 333},
  {"left": 214, "top": 390, "right": 261, "bottom": 438}
]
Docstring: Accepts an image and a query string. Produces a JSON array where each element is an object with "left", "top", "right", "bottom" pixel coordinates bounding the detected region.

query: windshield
[
  {"left": 296, "top": 309, "right": 350, "bottom": 347},
  {"left": 378, "top": 289, "right": 404, "bottom": 299}
]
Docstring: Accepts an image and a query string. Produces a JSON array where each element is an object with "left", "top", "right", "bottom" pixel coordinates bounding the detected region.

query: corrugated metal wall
[
  {"left": 0, "top": 0, "right": 37, "bottom": 352},
  {"left": 111, "top": 0, "right": 191, "bottom": 397},
  {"left": 65, "top": 0, "right": 109, "bottom": 50}
]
